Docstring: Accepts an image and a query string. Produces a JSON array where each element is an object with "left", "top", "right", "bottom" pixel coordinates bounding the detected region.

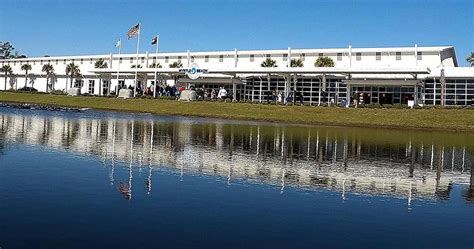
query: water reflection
[{"left": 0, "top": 108, "right": 472, "bottom": 206}]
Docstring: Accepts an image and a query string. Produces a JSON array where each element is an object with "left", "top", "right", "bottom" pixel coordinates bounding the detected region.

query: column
[
  {"left": 346, "top": 84, "right": 351, "bottom": 107},
  {"left": 414, "top": 44, "right": 418, "bottom": 67},
  {"left": 318, "top": 79, "right": 321, "bottom": 106},
  {"left": 234, "top": 48, "right": 238, "bottom": 68},
  {"left": 283, "top": 74, "right": 289, "bottom": 104},
  {"left": 109, "top": 53, "right": 113, "bottom": 68},
  {"left": 414, "top": 85, "right": 418, "bottom": 104},
  {"left": 187, "top": 50, "right": 191, "bottom": 67},
  {"left": 232, "top": 81, "right": 237, "bottom": 102},
  {"left": 348, "top": 45, "right": 352, "bottom": 68},
  {"left": 145, "top": 51, "right": 149, "bottom": 68},
  {"left": 287, "top": 47, "right": 291, "bottom": 68}
]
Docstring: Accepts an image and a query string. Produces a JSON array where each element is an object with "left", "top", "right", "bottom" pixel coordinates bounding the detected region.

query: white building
[{"left": 1, "top": 45, "right": 473, "bottom": 106}]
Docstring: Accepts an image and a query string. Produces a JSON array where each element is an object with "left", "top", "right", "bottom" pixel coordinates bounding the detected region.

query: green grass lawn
[{"left": 0, "top": 92, "right": 473, "bottom": 131}]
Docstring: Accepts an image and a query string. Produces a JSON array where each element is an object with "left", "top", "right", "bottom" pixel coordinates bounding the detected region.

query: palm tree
[
  {"left": 288, "top": 59, "right": 304, "bottom": 102},
  {"left": 314, "top": 56, "right": 335, "bottom": 67},
  {"left": 94, "top": 58, "right": 108, "bottom": 69},
  {"left": 131, "top": 64, "right": 143, "bottom": 68},
  {"left": 20, "top": 63, "right": 32, "bottom": 89},
  {"left": 2, "top": 65, "right": 12, "bottom": 91},
  {"left": 261, "top": 58, "right": 277, "bottom": 67},
  {"left": 466, "top": 52, "right": 474, "bottom": 67},
  {"left": 314, "top": 57, "right": 335, "bottom": 105},
  {"left": 42, "top": 64, "right": 54, "bottom": 92},
  {"left": 94, "top": 58, "right": 108, "bottom": 95},
  {"left": 149, "top": 62, "right": 162, "bottom": 68},
  {"left": 291, "top": 59, "right": 304, "bottom": 67},
  {"left": 169, "top": 62, "right": 183, "bottom": 87},
  {"left": 169, "top": 62, "right": 182, "bottom": 68},
  {"left": 65, "top": 63, "right": 80, "bottom": 91}
]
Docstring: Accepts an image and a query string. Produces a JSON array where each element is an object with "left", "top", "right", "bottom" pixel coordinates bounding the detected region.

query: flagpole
[
  {"left": 134, "top": 23, "right": 141, "bottom": 97},
  {"left": 153, "top": 35, "right": 159, "bottom": 98},
  {"left": 116, "top": 38, "right": 121, "bottom": 96}
]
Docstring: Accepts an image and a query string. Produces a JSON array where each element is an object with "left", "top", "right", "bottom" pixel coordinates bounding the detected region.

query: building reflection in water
[{"left": 0, "top": 110, "right": 473, "bottom": 205}]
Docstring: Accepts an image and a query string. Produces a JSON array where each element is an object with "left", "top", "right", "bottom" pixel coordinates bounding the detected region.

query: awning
[{"left": 90, "top": 67, "right": 431, "bottom": 75}]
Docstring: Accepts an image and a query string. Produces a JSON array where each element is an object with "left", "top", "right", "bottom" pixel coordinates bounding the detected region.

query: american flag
[{"left": 127, "top": 23, "right": 140, "bottom": 39}]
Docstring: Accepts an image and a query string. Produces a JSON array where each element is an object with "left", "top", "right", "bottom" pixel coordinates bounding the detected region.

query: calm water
[{"left": 0, "top": 107, "right": 473, "bottom": 249}]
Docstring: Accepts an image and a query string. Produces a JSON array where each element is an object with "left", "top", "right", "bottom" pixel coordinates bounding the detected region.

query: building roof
[{"left": 0, "top": 45, "right": 455, "bottom": 61}]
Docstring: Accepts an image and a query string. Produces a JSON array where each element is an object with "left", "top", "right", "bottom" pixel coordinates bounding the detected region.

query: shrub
[{"left": 50, "top": 90, "right": 66, "bottom": 95}]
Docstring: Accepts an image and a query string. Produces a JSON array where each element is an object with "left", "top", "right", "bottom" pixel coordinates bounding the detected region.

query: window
[
  {"left": 318, "top": 53, "right": 323, "bottom": 57},
  {"left": 266, "top": 54, "right": 271, "bottom": 59},
  {"left": 177, "top": 56, "right": 182, "bottom": 62},
  {"left": 118, "top": 80, "right": 125, "bottom": 89},
  {"left": 376, "top": 52, "right": 381, "bottom": 61},
  {"left": 63, "top": 59, "right": 66, "bottom": 64},
  {"left": 141, "top": 57, "right": 145, "bottom": 63},
  {"left": 102, "top": 80, "right": 109, "bottom": 95},
  {"left": 396, "top": 52, "right": 401, "bottom": 60},
  {"left": 130, "top": 58, "right": 134, "bottom": 63},
  {"left": 250, "top": 54, "right": 255, "bottom": 62},
  {"left": 119, "top": 57, "right": 122, "bottom": 64},
  {"left": 74, "top": 79, "right": 83, "bottom": 88},
  {"left": 219, "top": 55, "right": 224, "bottom": 62},
  {"left": 33, "top": 61, "right": 35, "bottom": 65},
  {"left": 165, "top": 56, "right": 169, "bottom": 63},
  {"left": 55, "top": 59, "right": 58, "bottom": 65},
  {"left": 191, "top": 56, "right": 195, "bottom": 63},
  {"left": 40, "top": 60, "right": 43, "bottom": 65},
  {"left": 417, "top": 51, "right": 422, "bottom": 60},
  {"left": 283, "top": 54, "right": 288, "bottom": 61},
  {"left": 90, "top": 58, "right": 93, "bottom": 64},
  {"left": 205, "top": 55, "right": 209, "bottom": 62},
  {"left": 356, "top": 52, "right": 361, "bottom": 61},
  {"left": 80, "top": 59, "right": 83, "bottom": 64},
  {"left": 88, "top": 80, "right": 95, "bottom": 94},
  {"left": 300, "top": 53, "right": 305, "bottom": 61},
  {"left": 337, "top": 53, "right": 342, "bottom": 61}
]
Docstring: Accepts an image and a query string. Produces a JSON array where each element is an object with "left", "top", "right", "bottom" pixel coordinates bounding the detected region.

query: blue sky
[{"left": 0, "top": 0, "right": 472, "bottom": 66}]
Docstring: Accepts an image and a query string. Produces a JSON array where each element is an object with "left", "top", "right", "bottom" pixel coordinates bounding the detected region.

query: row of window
[
  {"left": 3, "top": 58, "right": 108, "bottom": 66},
  {"left": 339, "top": 52, "right": 422, "bottom": 61},
  {"left": 2, "top": 51, "right": 425, "bottom": 67}
]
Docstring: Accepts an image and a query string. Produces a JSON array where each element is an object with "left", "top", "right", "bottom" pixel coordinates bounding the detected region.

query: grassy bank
[{"left": 0, "top": 92, "right": 473, "bottom": 131}]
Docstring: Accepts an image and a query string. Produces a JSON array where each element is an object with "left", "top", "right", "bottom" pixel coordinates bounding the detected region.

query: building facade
[{"left": 1, "top": 45, "right": 473, "bottom": 106}]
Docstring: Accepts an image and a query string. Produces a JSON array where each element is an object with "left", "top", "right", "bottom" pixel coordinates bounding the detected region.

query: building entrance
[{"left": 379, "top": 93, "right": 393, "bottom": 105}]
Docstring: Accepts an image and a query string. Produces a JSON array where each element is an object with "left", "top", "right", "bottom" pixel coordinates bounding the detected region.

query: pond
[{"left": 0, "top": 107, "right": 473, "bottom": 249}]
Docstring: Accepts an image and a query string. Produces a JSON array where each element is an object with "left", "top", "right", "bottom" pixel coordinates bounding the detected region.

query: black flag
[{"left": 151, "top": 36, "right": 158, "bottom": 45}]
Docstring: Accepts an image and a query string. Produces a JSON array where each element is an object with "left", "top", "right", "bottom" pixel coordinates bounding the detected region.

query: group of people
[
  {"left": 115, "top": 84, "right": 355, "bottom": 107},
  {"left": 119, "top": 84, "right": 180, "bottom": 97},
  {"left": 264, "top": 90, "right": 304, "bottom": 105},
  {"left": 194, "top": 87, "right": 233, "bottom": 100}
]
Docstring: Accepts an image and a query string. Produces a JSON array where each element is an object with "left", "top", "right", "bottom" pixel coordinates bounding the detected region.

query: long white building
[{"left": 1, "top": 45, "right": 473, "bottom": 106}]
